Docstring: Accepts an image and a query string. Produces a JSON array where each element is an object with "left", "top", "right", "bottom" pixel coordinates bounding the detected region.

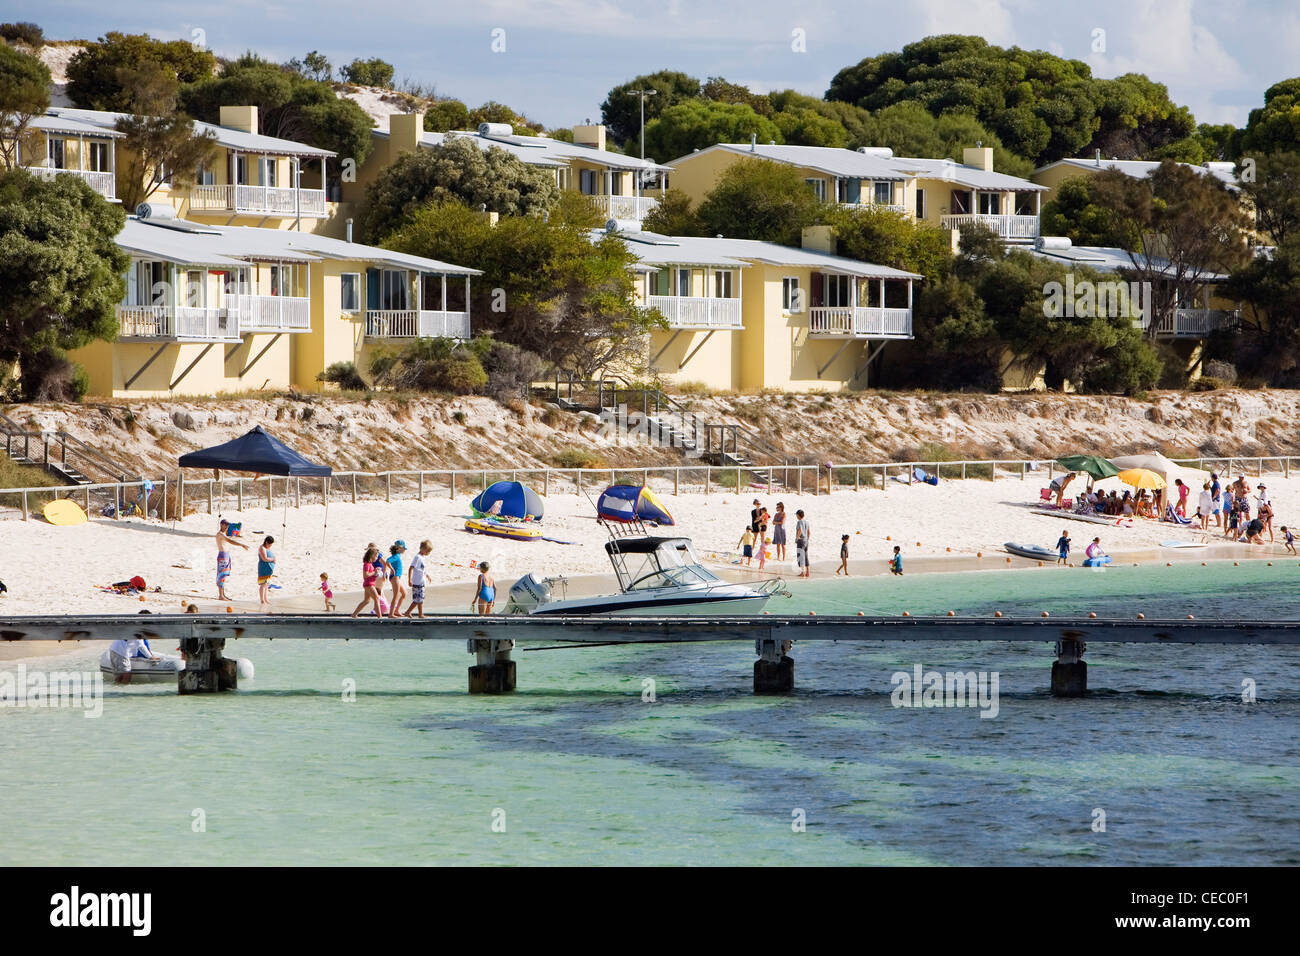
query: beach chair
[{"left": 1039, "top": 488, "right": 1054, "bottom": 503}]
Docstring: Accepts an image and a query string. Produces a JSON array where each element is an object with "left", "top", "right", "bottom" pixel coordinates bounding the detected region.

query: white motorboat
[{"left": 506, "top": 535, "right": 784, "bottom": 616}]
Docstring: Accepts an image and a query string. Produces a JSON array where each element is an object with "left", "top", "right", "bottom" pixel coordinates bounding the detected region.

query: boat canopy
[{"left": 605, "top": 537, "right": 720, "bottom": 592}]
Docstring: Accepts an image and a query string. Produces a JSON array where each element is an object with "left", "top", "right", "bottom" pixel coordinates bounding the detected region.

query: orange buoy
[
  {"left": 1234, "top": 561, "right": 1239, "bottom": 566},
  {"left": 886, "top": 535, "right": 891, "bottom": 541},
  {"left": 809, "top": 611, "right": 817, "bottom": 616},
  {"left": 1006, "top": 557, "right": 1012, "bottom": 563},
  {"left": 139, "top": 595, "right": 145, "bottom": 602},
  {"left": 946, "top": 547, "right": 951, "bottom": 552},
  {"left": 226, "top": 606, "right": 234, "bottom": 613},
  {"left": 1041, "top": 611, "right": 1050, "bottom": 618},
  {"left": 1088, "top": 612, "right": 1097, "bottom": 618},
  {"left": 916, "top": 541, "right": 921, "bottom": 547},
  {"left": 1037, "top": 561, "right": 1043, "bottom": 567},
  {"left": 1166, "top": 562, "right": 1172, "bottom": 567},
  {"left": 902, "top": 611, "right": 911, "bottom": 617},
  {"left": 977, "top": 552, "right": 982, "bottom": 558},
  {"left": 1268, "top": 562, "right": 1273, "bottom": 566},
  {"left": 1202, "top": 562, "right": 1207, "bottom": 566},
  {"left": 1136, "top": 613, "right": 1145, "bottom": 620},
  {"left": 947, "top": 610, "right": 955, "bottom": 617},
  {"left": 994, "top": 611, "right": 1003, "bottom": 618},
  {"left": 1186, "top": 614, "right": 1195, "bottom": 620},
  {"left": 857, "top": 611, "right": 864, "bottom": 616}
]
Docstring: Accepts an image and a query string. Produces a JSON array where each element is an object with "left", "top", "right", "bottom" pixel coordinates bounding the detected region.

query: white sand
[{"left": 2, "top": 469, "right": 1295, "bottom": 628}]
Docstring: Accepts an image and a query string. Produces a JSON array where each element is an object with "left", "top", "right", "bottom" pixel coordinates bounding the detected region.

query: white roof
[
  {"left": 117, "top": 218, "right": 479, "bottom": 274},
  {"left": 1028, "top": 239, "right": 1229, "bottom": 281},
  {"left": 676, "top": 143, "right": 906, "bottom": 181},
  {"left": 607, "top": 229, "right": 920, "bottom": 279},
  {"left": 48, "top": 108, "right": 335, "bottom": 158},
  {"left": 887, "top": 157, "right": 1046, "bottom": 191},
  {"left": 378, "top": 128, "right": 670, "bottom": 172},
  {"left": 30, "top": 114, "right": 124, "bottom": 139},
  {"left": 1034, "top": 157, "right": 1239, "bottom": 191}
]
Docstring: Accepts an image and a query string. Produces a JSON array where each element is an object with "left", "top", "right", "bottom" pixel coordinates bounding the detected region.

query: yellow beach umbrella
[{"left": 1117, "top": 467, "right": 1166, "bottom": 490}]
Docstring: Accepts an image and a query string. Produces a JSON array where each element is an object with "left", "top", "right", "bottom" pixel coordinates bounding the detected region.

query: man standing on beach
[
  {"left": 795, "top": 509, "right": 810, "bottom": 577},
  {"left": 1210, "top": 473, "right": 1222, "bottom": 527}
]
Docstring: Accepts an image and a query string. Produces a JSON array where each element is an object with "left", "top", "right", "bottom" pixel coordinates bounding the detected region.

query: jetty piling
[
  {"left": 178, "top": 636, "right": 237, "bottom": 694},
  {"left": 467, "top": 638, "right": 516, "bottom": 694},
  {"left": 754, "top": 637, "right": 795, "bottom": 693},
  {"left": 1051, "top": 634, "right": 1087, "bottom": 697}
]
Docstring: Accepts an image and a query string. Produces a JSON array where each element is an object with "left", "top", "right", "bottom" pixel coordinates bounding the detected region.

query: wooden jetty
[{"left": 3, "top": 613, "right": 1298, "bottom": 697}]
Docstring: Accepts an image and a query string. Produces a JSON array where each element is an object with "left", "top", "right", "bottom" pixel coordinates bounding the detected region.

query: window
[
  {"left": 47, "top": 138, "right": 65, "bottom": 169},
  {"left": 804, "top": 178, "right": 826, "bottom": 201},
  {"left": 129, "top": 261, "right": 168, "bottom": 306},
  {"left": 782, "top": 277, "right": 801, "bottom": 312},
  {"left": 381, "top": 269, "right": 408, "bottom": 310},
  {"left": 676, "top": 268, "right": 692, "bottom": 297},
  {"left": 236, "top": 155, "right": 250, "bottom": 185},
  {"left": 196, "top": 164, "right": 215, "bottom": 186},
  {"left": 873, "top": 181, "right": 893, "bottom": 206},
  {"left": 261, "top": 158, "right": 278, "bottom": 188},
  {"left": 185, "top": 270, "right": 205, "bottom": 308},
  {"left": 270, "top": 265, "right": 293, "bottom": 297},
  {"left": 650, "top": 268, "right": 670, "bottom": 297},
  {"left": 915, "top": 188, "right": 926, "bottom": 220},
  {"left": 610, "top": 172, "right": 623, "bottom": 196},
  {"left": 579, "top": 169, "right": 597, "bottom": 195},
  {"left": 340, "top": 273, "right": 360, "bottom": 312},
  {"left": 978, "top": 192, "right": 1001, "bottom": 215},
  {"left": 714, "top": 270, "right": 733, "bottom": 298},
  {"left": 824, "top": 273, "right": 851, "bottom": 308},
  {"left": 88, "top": 141, "right": 110, "bottom": 172}
]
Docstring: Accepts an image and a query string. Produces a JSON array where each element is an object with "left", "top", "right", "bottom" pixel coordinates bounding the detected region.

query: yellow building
[
  {"left": 47, "top": 106, "right": 341, "bottom": 232},
  {"left": 73, "top": 214, "right": 479, "bottom": 398},
  {"left": 345, "top": 116, "right": 669, "bottom": 224},
  {"left": 7, "top": 112, "right": 123, "bottom": 202},
  {"left": 608, "top": 227, "right": 919, "bottom": 392},
  {"left": 1031, "top": 154, "right": 1240, "bottom": 204},
  {"left": 666, "top": 142, "right": 1046, "bottom": 244}
]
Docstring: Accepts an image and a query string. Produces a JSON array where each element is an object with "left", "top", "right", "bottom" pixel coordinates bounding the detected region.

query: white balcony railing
[
  {"left": 364, "top": 310, "right": 471, "bottom": 340},
  {"left": 189, "top": 184, "right": 328, "bottom": 217},
  {"left": 648, "top": 295, "right": 743, "bottom": 329},
  {"left": 941, "top": 213, "right": 1040, "bottom": 240},
  {"left": 24, "top": 166, "right": 115, "bottom": 199},
  {"left": 838, "top": 200, "right": 908, "bottom": 215},
  {"left": 1153, "top": 308, "right": 1240, "bottom": 338},
  {"left": 117, "top": 306, "right": 241, "bottom": 342},
  {"left": 235, "top": 294, "right": 311, "bottom": 332},
  {"left": 809, "top": 306, "right": 913, "bottom": 338},
  {"left": 592, "top": 194, "right": 659, "bottom": 221}
]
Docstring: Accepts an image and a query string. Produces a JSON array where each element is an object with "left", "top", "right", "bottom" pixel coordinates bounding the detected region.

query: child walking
[
  {"left": 836, "top": 534, "right": 849, "bottom": 575},
  {"left": 889, "top": 545, "right": 903, "bottom": 575},
  {"left": 319, "top": 572, "right": 336, "bottom": 611},
  {"left": 387, "top": 540, "right": 408, "bottom": 618},
  {"left": 406, "top": 540, "right": 431, "bottom": 618},
  {"left": 1056, "top": 530, "right": 1071, "bottom": 565},
  {"left": 1284, "top": 526, "right": 1296, "bottom": 555},
  {"left": 351, "top": 547, "right": 384, "bottom": 619},
  {"left": 737, "top": 526, "right": 756, "bottom": 565}
]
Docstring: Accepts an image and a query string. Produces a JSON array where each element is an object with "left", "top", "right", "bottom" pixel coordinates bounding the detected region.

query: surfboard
[{"left": 43, "top": 499, "right": 88, "bottom": 526}]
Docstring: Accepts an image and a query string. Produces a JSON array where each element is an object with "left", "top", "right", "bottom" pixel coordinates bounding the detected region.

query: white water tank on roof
[
  {"left": 857, "top": 147, "right": 894, "bottom": 158},
  {"left": 1036, "top": 236, "right": 1072, "bottom": 251},
  {"left": 478, "top": 123, "right": 513, "bottom": 137},
  {"left": 135, "top": 202, "right": 176, "bottom": 219}
]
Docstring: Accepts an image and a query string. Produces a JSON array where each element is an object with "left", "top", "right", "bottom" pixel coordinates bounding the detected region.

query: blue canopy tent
[
  {"left": 471, "top": 481, "right": 544, "bottom": 521},
  {"left": 596, "top": 484, "right": 675, "bottom": 525},
  {"left": 178, "top": 426, "right": 333, "bottom": 544}
]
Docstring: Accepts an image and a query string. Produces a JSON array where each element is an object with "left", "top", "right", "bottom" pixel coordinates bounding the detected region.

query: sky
[{"left": 7, "top": 0, "right": 1294, "bottom": 135}]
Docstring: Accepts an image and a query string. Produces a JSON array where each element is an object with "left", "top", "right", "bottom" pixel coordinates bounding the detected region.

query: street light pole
[{"left": 632, "top": 88, "right": 657, "bottom": 161}]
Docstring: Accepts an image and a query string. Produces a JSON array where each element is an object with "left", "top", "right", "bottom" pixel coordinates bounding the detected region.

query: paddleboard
[
  {"left": 1004, "top": 542, "right": 1058, "bottom": 560},
  {"left": 464, "top": 517, "right": 543, "bottom": 541},
  {"left": 43, "top": 499, "right": 88, "bottom": 526},
  {"left": 1160, "top": 540, "right": 1209, "bottom": 549}
]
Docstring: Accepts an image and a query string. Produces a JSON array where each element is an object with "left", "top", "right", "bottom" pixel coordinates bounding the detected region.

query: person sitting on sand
[{"left": 1050, "top": 472, "right": 1077, "bottom": 508}]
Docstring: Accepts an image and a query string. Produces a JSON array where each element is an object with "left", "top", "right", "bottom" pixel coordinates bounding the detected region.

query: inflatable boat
[
  {"left": 99, "top": 649, "right": 185, "bottom": 683},
  {"left": 1003, "top": 542, "right": 1059, "bottom": 560},
  {"left": 464, "top": 517, "right": 543, "bottom": 541}
]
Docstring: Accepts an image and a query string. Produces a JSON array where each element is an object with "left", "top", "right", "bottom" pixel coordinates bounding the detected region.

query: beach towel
[
  {"left": 1163, "top": 505, "right": 1193, "bottom": 525},
  {"left": 912, "top": 467, "right": 939, "bottom": 486}
]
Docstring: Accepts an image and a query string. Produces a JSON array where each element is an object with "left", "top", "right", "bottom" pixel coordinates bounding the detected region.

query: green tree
[
  {"left": 385, "top": 201, "right": 662, "bottom": 377},
  {"left": 66, "top": 32, "right": 215, "bottom": 111},
  {"left": 1239, "top": 78, "right": 1300, "bottom": 156},
  {"left": 287, "top": 50, "right": 331, "bottom": 83},
  {"left": 340, "top": 57, "right": 395, "bottom": 88},
  {"left": 1089, "top": 73, "right": 1197, "bottom": 159},
  {"left": 425, "top": 99, "right": 469, "bottom": 132},
  {"left": 701, "top": 77, "right": 774, "bottom": 115},
  {"left": 695, "top": 158, "right": 829, "bottom": 244},
  {"left": 359, "top": 137, "right": 560, "bottom": 242},
  {"left": 369, "top": 337, "right": 487, "bottom": 393},
  {"left": 601, "top": 70, "right": 702, "bottom": 146},
  {"left": 1239, "top": 152, "right": 1300, "bottom": 246},
  {"left": 826, "top": 204, "right": 952, "bottom": 279},
  {"left": 1039, "top": 177, "right": 1125, "bottom": 246},
  {"left": 1193, "top": 123, "right": 1240, "bottom": 162},
  {"left": 895, "top": 274, "right": 1001, "bottom": 391},
  {"left": 643, "top": 100, "right": 783, "bottom": 164},
  {"left": 181, "top": 54, "right": 373, "bottom": 180},
  {"left": 115, "top": 64, "right": 220, "bottom": 211},
  {"left": 0, "top": 44, "right": 50, "bottom": 170},
  {"left": 642, "top": 188, "right": 704, "bottom": 236},
  {"left": 0, "top": 22, "right": 44, "bottom": 47},
  {"left": 773, "top": 107, "right": 848, "bottom": 148},
  {"left": 467, "top": 101, "right": 542, "bottom": 136},
  {"left": 0, "top": 169, "right": 130, "bottom": 400}
]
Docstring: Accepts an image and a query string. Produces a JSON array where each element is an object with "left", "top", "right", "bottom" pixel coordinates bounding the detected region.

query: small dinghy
[
  {"left": 99, "top": 649, "right": 185, "bottom": 683},
  {"left": 1004, "top": 542, "right": 1058, "bottom": 560},
  {"left": 464, "top": 517, "right": 544, "bottom": 541}
]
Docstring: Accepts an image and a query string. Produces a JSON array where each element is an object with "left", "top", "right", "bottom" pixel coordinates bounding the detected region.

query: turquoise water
[{"left": 2, "top": 561, "right": 1298, "bottom": 865}]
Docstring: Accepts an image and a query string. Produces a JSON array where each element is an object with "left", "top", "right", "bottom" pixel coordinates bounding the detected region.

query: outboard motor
[{"left": 505, "top": 573, "right": 554, "bottom": 615}]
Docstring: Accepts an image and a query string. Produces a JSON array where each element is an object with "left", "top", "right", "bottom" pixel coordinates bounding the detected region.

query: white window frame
[
  {"left": 47, "top": 138, "right": 65, "bottom": 169},
  {"left": 782, "top": 277, "right": 800, "bottom": 313},
  {"left": 340, "top": 272, "right": 360, "bottom": 312},
  {"left": 804, "top": 178, "right": 826, "bottom": 201},
  {"left": 714, "top": 270, "right": 733, "bottom": 298},
  {"left": 915, "top": 187, "right": 926, "bottom": 220},
  {"left": 873, "top": 181, "right": 893, "bottom": 205}
]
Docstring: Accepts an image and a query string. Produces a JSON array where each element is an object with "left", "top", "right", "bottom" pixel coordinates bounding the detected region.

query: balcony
[
  {"left": 1153, "top": 308, "right": 1240, "bottom": 339},
  {"left": 592, "top": 194, "right": 659, "bottom": 221},
  {"left": 838, "top": 201, "right": 908, "bottom": 215},
  {"left": 24, "top": 166, "right": 115, "bottom": 200},
  {"left": 189, "top": 184, "right": 328, "bottom": 217},
  {"left": 648, "top": 295, "right": 743, "bottom": 330},
  {"left": 235, "top": 294, "right": 311, "bottom": 333},
  {"left": 941, "top": 213, "right": 1039, "bottom": 241},
  {"left": 809, "top": 306, "right": 912, "bottom": 338},
  {"left": 364, "top": 310, "right": 471, "bottom": 340},
  {"left": 117, "top": 306, "right": 241, "bottom": 342}
]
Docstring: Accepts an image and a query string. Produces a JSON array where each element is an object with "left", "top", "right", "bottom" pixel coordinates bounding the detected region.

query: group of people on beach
[
  {"left": 215, "top": 519, "right": 277, "bottom": 610},
  {"left": 739, "top": 499, "right": 811, "bottom": 577},
  {"left": 1196, "top": 473, "right": 1285, "bottom": 546}
]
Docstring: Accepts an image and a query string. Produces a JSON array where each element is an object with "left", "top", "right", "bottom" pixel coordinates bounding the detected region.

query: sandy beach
[{"left": 2, "top": 466, "right": 1295, "bottom": 662}]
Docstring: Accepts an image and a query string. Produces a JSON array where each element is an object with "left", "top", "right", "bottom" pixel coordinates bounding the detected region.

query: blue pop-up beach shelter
[
  {"left": 178, "top": 426, "right": 332, "bottom": 476},
  {"left": 471, "top": 480, "right": 544, "bottom": 521},
  {"left": 596, "top": 484, "right": 674, "bottom": 525}
]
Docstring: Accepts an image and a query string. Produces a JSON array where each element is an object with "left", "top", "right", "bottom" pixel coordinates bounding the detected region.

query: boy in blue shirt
[{"left": 1056, "top": 530, "right": 1071, "bottom": 565}]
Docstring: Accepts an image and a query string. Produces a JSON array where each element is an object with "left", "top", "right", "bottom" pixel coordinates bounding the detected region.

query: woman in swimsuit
[
  {"left": 771, "top": 502, "right": 787, "bottom": 562},
  {"left": 473, "top": 561, "right": 496, "bottom": 616},
  {"left": 351, "top": 547, "right": 385, "bottom": 618},
  {"left": 215, "top": 519, "right": 249, "bottom": 601}
]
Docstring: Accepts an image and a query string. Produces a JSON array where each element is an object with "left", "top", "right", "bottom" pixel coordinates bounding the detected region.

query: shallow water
[{"left": 2, "top": 561, "right": 1298, "bottom": 865}]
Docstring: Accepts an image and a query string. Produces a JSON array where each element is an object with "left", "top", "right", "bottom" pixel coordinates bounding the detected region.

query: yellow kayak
[{"left": 464, "top": 517, "right": 543, "bottom": 541}]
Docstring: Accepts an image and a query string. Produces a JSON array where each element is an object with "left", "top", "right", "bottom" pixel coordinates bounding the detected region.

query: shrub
[
  {"left": 1203, "top": 359, "right": 1237, "bottom": 383},
  {"left": 551, "top": 448, "right": 607, "bottom": 469},
  {"left": 369, "top": 338, "right": 487, "bottom": 394},
  {"left": 340, "top": 57, "right": 394, "bottom": 88},
  {"left": 470, "top": 337, "right": 544, "bottom": 400},
  {"left": 1191, "top": 376, "right": 1230, "bottom": 391},
  {"left": 20, "top": 348, "right": 89, "bottom": 402},
  {"left": 0, "top": 22, "right": 43, "bottom": 47},
  {"left": 317, "top": 361, "right": 367, "bottom": 391}
]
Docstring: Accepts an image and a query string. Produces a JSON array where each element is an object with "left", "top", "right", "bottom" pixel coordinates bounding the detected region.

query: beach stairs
[{"left": 0, "top": 411, "right": 130, "bottom": 487}]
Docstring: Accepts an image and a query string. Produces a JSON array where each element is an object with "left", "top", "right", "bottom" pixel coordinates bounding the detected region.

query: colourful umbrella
[{"left": 1117, "top": 468, "right": 1166, "bottom": 490}]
